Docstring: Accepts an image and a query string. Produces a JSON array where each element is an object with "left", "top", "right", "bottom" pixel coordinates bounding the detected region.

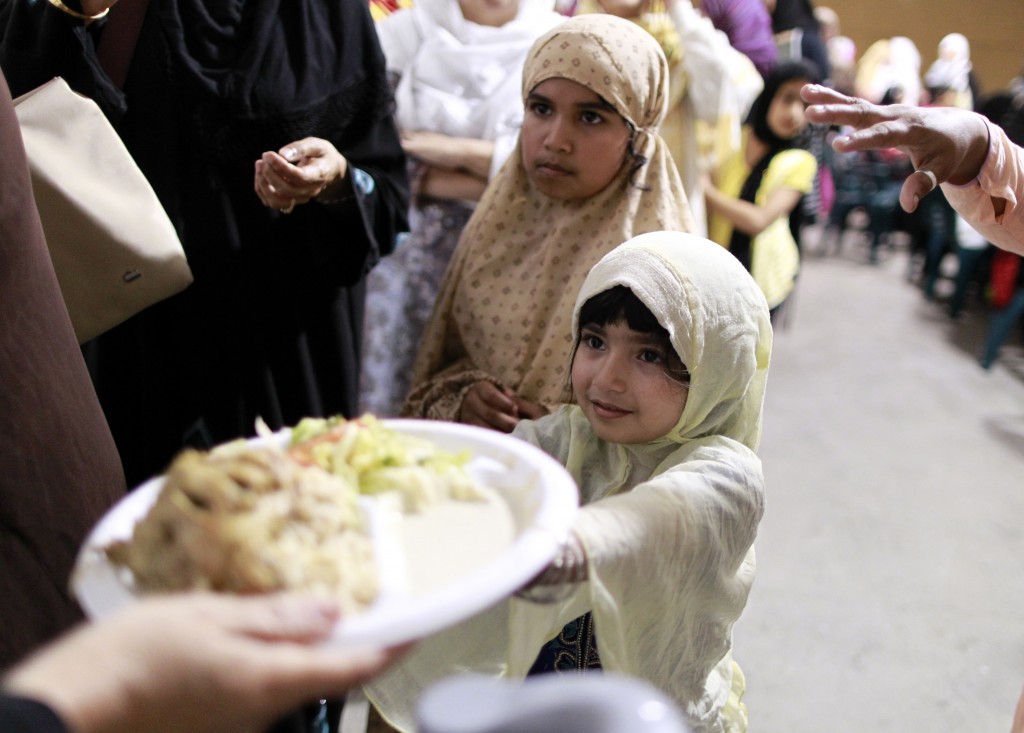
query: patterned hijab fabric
[{"left": 404, "top": 14, "right": 694, "bottom": 419}]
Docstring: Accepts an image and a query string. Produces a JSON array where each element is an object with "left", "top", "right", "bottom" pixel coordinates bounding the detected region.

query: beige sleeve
[
  {"left": 400, "top": 359, "right": 499, "bottom": 421},
  {"left": 571, "top": 438, "right": 764, "bottom": 727}
]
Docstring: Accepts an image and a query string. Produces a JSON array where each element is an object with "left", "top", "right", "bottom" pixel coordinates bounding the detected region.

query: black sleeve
[
  {"left": 302, "top": 0, "right": 409, "bottom": 282},
  {"left": 335, "top": 110, "right": 410, "bottom": 270},
  {"left": 0, "top": 694, "right": 71, "bottom": 733},
  {"left": 296, "top": 84, "right": 409, "bottom": 286},
  {"left": 287, "top": 110, "right": 409, "bottom": 289}
]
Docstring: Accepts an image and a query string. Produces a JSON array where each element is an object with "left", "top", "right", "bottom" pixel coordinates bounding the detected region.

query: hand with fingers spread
[
  {"left": 254, "top": 137, "right": 352, "bottom": 214},
  {"left": 801, "top": 83, "right": 991, "bottom": 212},
  {"left": 1, "top": 593, "right": 408, "bottom": 733}
]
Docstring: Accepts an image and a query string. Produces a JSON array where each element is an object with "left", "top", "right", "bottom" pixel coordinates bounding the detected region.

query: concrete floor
[{"left": 734, "top": 227, "right": 1024, "bottom": 732}]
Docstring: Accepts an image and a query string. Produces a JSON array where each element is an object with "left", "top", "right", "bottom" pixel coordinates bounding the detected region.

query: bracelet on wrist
[
  {"left": 315, "top": 169, "right": 357, "bottom": 205},
  {"left": 46, "top": 0, "right": 110, "bottom": 20},
  {"left": 316, "top": 190, "right": 355, "bottom": 205},
  {"left": 515, "top": 579, "right": 578, "bottom": 604},
  {"left": 513, "top": 533, "right": 588, "bottom": 603},
  {"left": 547, "top": 533, "right": 588, "bottom": 584}
]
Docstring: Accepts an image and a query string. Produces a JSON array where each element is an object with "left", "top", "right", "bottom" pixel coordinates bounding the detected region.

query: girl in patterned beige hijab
[{"left": 402, "top": 13, "right": 694, "bottom": 429}]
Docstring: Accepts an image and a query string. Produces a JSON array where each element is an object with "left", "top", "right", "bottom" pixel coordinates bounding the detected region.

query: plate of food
[{"left": 71, "top": 416, "right": 579, "bottom": 648}]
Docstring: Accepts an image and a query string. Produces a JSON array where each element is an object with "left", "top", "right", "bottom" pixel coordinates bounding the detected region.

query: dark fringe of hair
[{"left": 562, "top": 286, "right": 690, "bottom": 399}]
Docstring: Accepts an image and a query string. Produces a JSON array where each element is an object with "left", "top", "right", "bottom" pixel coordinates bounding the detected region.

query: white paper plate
[{"left": 71, "top": 419, "right": 579, "bottom": 648}]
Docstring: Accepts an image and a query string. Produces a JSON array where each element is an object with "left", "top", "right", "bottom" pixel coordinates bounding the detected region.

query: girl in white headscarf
[
  {"left": 361, "top": 0, "right": 565, "bottom": 416},
  {"left": 366, "top": 230, "right": 772, "bottom": 733}
]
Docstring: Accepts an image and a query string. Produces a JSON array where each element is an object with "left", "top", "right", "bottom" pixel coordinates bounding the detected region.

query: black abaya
[{"left": 0, "top": 0, "right": 409, "bottom": 486}]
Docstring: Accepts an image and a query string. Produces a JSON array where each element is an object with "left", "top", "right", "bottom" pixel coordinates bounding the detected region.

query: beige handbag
[{"left": 13, "top": 76, "right": 192, "bottom": 343}]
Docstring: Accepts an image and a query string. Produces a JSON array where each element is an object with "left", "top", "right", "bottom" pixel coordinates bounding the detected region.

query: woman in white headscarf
[
  {"left": 366, "top": 230, "right": 771, "bottom": 733},
  {"left": 855, "top": 36, "right": 922, "bottom": 106},
  {"left": 360, "top": 0, "right": 565, "bottom": 416},
  {"left": 924, "top": 32, "right": 975, "bottom": 110}
]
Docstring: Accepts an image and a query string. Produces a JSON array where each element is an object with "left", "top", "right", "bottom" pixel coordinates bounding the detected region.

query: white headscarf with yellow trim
[{"left": 368, "top": 231, "right": 771, "bottom": 733}]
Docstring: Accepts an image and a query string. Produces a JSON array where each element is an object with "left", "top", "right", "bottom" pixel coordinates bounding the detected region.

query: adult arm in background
[
  {"left": 401, "top": 131, "right": 495, "bottom": 182},
  {"left": 252, "top": 109, "right": 409, "bottom": 277},
  {"left": 801, "top": 83, "right": 1024, "bottom": 254},
  {"left": 401, "top": 131, "right": 493, "bottom": 202},
  {"left": 1, "top": 594, "right": 406, "bottom": 733},
  {"left": 369, "top": 8, "right": 492, "bottom": 201},
  {"left": 2, "top": 0, "right": 409, "bottom": 277},
  {"left": 696, "top": 0, "right": 777, "bottom": 81},
  {"left": 671, "top": 0, "right": 763, "bottom": 124}
]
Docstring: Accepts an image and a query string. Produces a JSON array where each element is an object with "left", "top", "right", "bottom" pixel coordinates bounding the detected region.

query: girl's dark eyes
[
  {"left": 527, "top": 104, "right": 604, "bottom": 125},
  {"left": 639, "top": 349, "right": 664, "bottom": 364},
  {"left": 583, "top": 334, "right": 604, "bottom": 350}
]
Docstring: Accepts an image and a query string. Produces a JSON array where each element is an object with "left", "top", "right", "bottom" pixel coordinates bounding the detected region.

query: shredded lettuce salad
[{"left": 288, "top": 415, "right": 482, "bottom": 513}]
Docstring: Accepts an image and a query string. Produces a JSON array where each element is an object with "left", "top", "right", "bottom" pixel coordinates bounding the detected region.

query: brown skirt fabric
[{"left": 0, "top": 69, "right": 125, "bottom": 670}]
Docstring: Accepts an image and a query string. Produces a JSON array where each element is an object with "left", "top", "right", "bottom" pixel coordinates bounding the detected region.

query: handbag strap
[{"left": 95, "top": 0, "right": 151, "bottom": 90}]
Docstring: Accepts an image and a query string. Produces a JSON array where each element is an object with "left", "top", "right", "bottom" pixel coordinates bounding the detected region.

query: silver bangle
[{"left": 513, "top": 534, "right": 587, "bottom": 604}]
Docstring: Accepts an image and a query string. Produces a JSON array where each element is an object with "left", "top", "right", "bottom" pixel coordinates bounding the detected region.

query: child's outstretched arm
[
  {"left": 515, "top": 532, "right": 588, "bottom": 603},
  {"left": 702, "top": 172, "right": 804, "bottom": 237}
]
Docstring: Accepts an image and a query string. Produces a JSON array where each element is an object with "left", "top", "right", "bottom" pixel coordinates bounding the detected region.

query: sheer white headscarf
[{"left": 368, "top": 232, "right": 771, "bottom": 733}]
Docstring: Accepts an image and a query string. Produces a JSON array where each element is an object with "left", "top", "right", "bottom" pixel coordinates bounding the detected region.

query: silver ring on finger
[{"left": 916, "top": 169, "right": 938, "bottom": 190}]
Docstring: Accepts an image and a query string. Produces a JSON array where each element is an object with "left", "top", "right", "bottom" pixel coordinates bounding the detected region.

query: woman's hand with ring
[
  {"left": 254, "top": 137, "right": 351, "bottom": 213},
  {"left": 802, "top": 83, "right": 991, "bottom": 212}
]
